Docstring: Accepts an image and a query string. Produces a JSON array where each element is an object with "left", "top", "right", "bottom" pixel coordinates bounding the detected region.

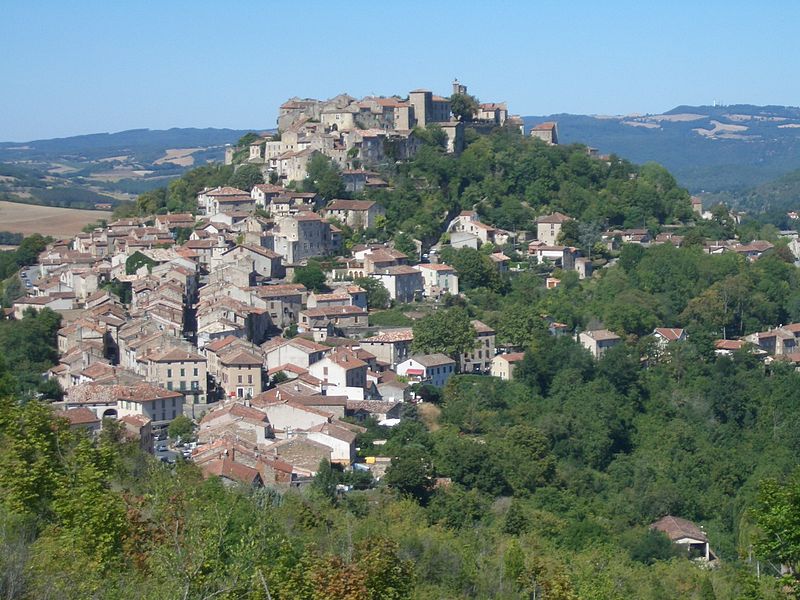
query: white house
[{"left": 397, "top": 354, "right": 456, "bottom": 388}]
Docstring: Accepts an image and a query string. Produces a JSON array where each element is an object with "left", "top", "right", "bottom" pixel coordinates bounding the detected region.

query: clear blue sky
[{"left": 2, "top": 0, "right": 798, "bottom": 141}]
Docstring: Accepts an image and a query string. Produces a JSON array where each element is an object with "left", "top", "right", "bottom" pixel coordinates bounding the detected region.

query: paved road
[{"left": 19, "top": 265, "right": 38, "bottom": 289}]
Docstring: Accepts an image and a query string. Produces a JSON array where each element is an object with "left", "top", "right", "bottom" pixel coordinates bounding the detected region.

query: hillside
[
  {"left": 525, "top": 104, "right": 800, "bottom": 193},
  {"left": 0, "top": 127, "right": 258, "bottom": 208}
]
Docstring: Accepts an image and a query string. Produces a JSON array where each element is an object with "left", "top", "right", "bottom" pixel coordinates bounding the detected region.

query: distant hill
[
  {"left": 524, "top": 105, "right": 800, "bottom": 193},
  {"left": 0, "top": 127, "right": 264, "bottom": 209}
]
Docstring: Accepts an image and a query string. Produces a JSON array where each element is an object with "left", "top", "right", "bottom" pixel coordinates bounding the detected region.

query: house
[
  {"left": 446, "top": 211, "right": 510, "bottom": 247},
  {"left": 650, "top": 515, "right": 716, "bottom": 562},
  {"left": 714, "top": 339, "right": 746, "bottom": 356},
  {"left": 154, "top": 213, "right": 195, "bottom": 232},
  {"left": 249, "top": 283, "right": 306, "bottom": 329},
  {"left": 56, "top": 407, "right": 101, "bottom": 434},
  {"left": 490, "top": 352, "right": 525, "bottom": 380},
  {"left": 461, "top": 320, "right": 496, "bottom": 373},
  {"left": 307, "top": 285, "right": 367, "bottom": 310},
  {"left": 733, "top": 240, "right": 774, "bottom": 261},
  {"left": 196, "top": 186, "right": 250, "bottom": 216},
  {"left": 528, "top": 241, "right": 576, "bottom": 269},
  {"left": 198, "top": 401, "right": 272, "bottom": 446},
  {"left": 308, "top": 349, "right": 368, "bottom": 395},
  {"left": 270, "top": 213, "right": 341, "bottom": 263},
  {"left": 262, "top": 336, "right": 328, "bottom": 371},
  {"left": 305, "top": 421, "right": 361, "bottom": 465},
  {"left": 115, "top": 384, "right": 185, "bottom": 433},
  {"left": 216, "top": 347, "right": 264, "bottom": 400},
  {"left": 579, "top": 329, "right": 621, "bottom": 359},
  {"left": 298, "top": 305, "right": 368, "bottom": 333},
  {"left": 536, "top": 212, "right": 572, "bottom": 246},
  {"left": 118, "top": 414, "right": 153, "bottom": 454},
  {"left": 359, "top": 328, "right": 414, "bottom": 368},
  {"left": 217, "top": 245, "right": 284, "bottom": 280},
  {"left": 322, "top": 199, "right": 386, "bottom": 230},
  {"left": 201, "top": 458, "right": 264, "bottom": 487},
  {"left": 12, "top": 294, "right": 73, "bottom": 319},
  {"left": 397, "top": 354, "right": 456, "bottom": 388},
  {"left": 369, "top": 266, "right": 423, "bottom": 304},
  {"left": 415, "top": 263, "right": 459, "bottom": 297},
  {"left": 653, "top": 327, "right": 687, "bottom": 349},
  {"left": 142, "top": 347, "right": 208, "bottom": 410},
  {"left": 744, "top": 324, "right": 800, "bottom": 356},
  {"left": 530, "top": 122, "right": 559, "bottom": 145}
]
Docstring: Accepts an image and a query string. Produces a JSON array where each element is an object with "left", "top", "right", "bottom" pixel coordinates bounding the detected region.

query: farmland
[{"left": 0, "top": 200, "right": 110, "bottom": 237}]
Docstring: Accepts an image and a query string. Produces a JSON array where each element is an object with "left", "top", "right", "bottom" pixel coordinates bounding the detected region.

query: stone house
[
  {"left": 461, "top": 320, "right": 496, "bottom": 373},
  {"left": 269, "top": 213, "right": 341, "bottom": 263},
  {"left": 369, "top": 266, "right": 423, "bottom": 304},
  {"left": 579, "top": 329, "right": 621, "bottom": 359},
  {"left": 536, "top": 212, "right": 572, "bottom": 246},
  {"left": 298, "top": 306, "right": 368, "bottom": 333},
  {"left": 359, "top": 328, "right": 414, "bottom": 368},
  {"left": 322, "top": 199, "right": 386, "bottom": 230},
  {"left": 415, "top": 263, "right": 459, "bottom": 297},
  {"left": 143, "top": 347, "right": 208, "bottom": 409},
  {"left": 262, "top": 336, "right": 329, "bottom": 372},
  {"left": 115, "top": 384, "right": 185, "bottom": 433}
]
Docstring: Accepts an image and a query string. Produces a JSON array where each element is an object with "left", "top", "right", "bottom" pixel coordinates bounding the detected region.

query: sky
[{"left": 1, "top": 0, "right": 799, "bottom": 141}]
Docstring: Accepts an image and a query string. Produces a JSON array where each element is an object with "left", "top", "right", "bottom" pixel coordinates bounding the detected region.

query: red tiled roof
[{"left": 57, "top": 407, "right": 100, "bottom": 426}]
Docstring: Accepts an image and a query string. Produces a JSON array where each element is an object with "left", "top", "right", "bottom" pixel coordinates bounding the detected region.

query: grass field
[{"left": 0, "top": 201, "right": 111, "bottom": 238}]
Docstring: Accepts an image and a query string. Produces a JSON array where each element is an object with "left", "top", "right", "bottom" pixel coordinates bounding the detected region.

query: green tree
[
  {"left": 440, "top": 246, "right": 503, "bottom": 292},
  {"left": 354, "top": 277, "right": 390, "bottom": 309},
  {"left": 167, "top": 414, "right": 194, "bottom": 441},
  {"left": 293, "top": 262, "right": 328, "bottom": 292},
  {"left": 384, "top": 446, "right": 433, "bottom": 503},
  {"left": 753, "top": 470, "right": 800, "bottom": 593},
  {"left": 393, "top": 232, "right": 417, "bottom": 259},
  {"left": 449, "top": 93, "right": 480, "bottom": 122},
  {"left": 305, "top": 152, "right": 345, "bottom": 200},
  {"left": 412, "top": 307, "right": 476, "bottom": 366},
  {"left": 229, "top": 164, "right": 264, "bottom": 191}
]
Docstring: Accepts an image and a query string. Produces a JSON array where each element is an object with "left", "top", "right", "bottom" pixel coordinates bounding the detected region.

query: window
[
  {"left": 238, "top": 375, "right": 243, "bottom": 384},
  {"left": 179, "top": 381, "right": 185, "bottom": 390},
  {"left": 167, "top": 368, "right": 172, "bottom": 378},
  {"left": 248, "top": 374, "right": 253, "bottom": 384},
  {"left": 193, "top": 367, "right": 198, "bottom": 376},
  {"left": 191, "top": 380, "right": 199, "bottom": 390},
  {"left": 167, "top": 382, "right": 173, "bottom": 390}
]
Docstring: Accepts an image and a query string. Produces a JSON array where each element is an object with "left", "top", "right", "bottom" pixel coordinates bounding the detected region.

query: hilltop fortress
[{"left": 227, "top": 80, "right": 524, "bottom": 185}]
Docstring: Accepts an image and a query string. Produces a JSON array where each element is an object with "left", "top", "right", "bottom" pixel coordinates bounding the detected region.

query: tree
[
  {"left": 167, "top": 415, "right": 194, "bottom": 441},
  {"left": 293, "top": 262, "right": 328, "bottom": 292},
  {"left": 449, "top": 93, "right": 479, "bottom": 122},
  {"left": 228, "top": 164, "right": 264, "bottom": 191},
  {"left": 440, "top": 246, "right": 503, "bottom": 291},
  {"left": 312, "top": 458, "right": 339, "bottom": 502},
  {"left": 753, "top": 470, "right": 800, "bottom": 592},
  {"left": 384, "top": 446, "right": 433, "bottom": 503},
  {"left": 412, "top": 307, "right": 476, "bottom": 366},
  {"left": 393, "top": 232, "right": 417, "bottom": 259},
  {"left": 353, "top": 277, "right": 390, "bottom": 309},
  {"left": 305, "top": 152, "right": 345, "bottom": 200}
]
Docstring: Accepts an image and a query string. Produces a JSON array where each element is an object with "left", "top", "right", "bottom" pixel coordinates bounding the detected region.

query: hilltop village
[{"left": 7, "top": 82, "right": 800, "bottom": 491}]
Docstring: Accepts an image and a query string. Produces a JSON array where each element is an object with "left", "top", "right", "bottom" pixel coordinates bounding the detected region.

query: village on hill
[{"left": 7, "top": 81, "right": 800, "bottom": 495}]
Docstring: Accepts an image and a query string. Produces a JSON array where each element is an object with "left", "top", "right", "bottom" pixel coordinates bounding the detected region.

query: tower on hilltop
[{"left": 452, "top": 79, "right": 467, "bottom": 96}]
